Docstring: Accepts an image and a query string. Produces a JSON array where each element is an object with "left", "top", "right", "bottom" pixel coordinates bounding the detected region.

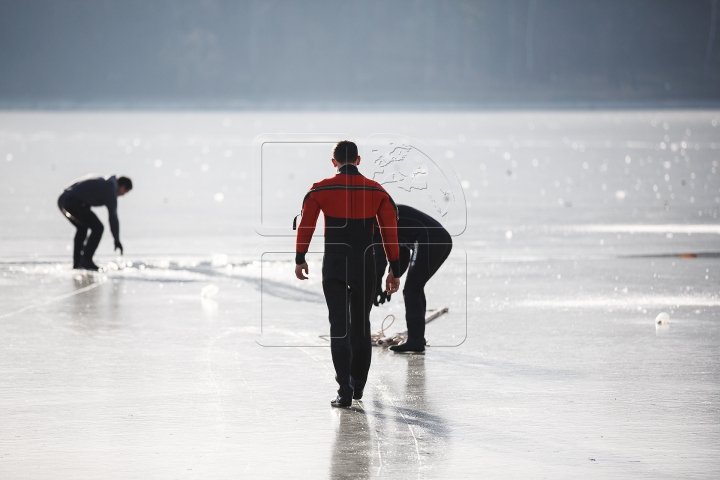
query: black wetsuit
[
  {"left": 295, "top": 164, "right": 400, "bottom": 395},
  {"left": 57, "top": 175, "right": 120, "bottom": 267},
  {"left": 373, "top": 205, "right": 452, "bottom": 343}
]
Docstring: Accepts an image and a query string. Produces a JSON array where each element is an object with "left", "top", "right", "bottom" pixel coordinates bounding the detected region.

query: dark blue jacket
[
  {"left": 373, "top": 204, "right": 451, "bottom": 281},
  {"left": 62, "top": 175, "right": 120, "bottom": 241}
]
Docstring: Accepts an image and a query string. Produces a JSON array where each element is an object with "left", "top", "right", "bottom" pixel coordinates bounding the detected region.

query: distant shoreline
[{"left": 1, "top": 100, "right": 720, "bottom": 112}]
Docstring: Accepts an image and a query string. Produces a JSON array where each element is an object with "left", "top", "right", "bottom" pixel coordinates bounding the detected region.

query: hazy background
[{"left": 1, "top": 0, "right": 719, "bottom": 108}]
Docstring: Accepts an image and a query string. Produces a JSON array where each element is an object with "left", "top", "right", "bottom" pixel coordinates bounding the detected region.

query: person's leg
[
  {"left": 72, "top": 227, "right": 87, "bottom": 267},
  {"left": 405, "top": 243, "right": 431, "bottom": 340},
  {"left": 322, "top": 277, "right": 353, "bottom": 405},
  {"left": 348, "top": 260, "right": 375, "bottom": 398},
  {"left": 59, "top": 196, "right": 88, "bottom": 268},
  {"left": 79, "top": 211, "right": 104, "bottom": 267},
  {"left": 392, "top": 241, "right": 453, "bottom": 352},
  {"left": 401, "top": 270, "right": 428, "bottom": 345},
  {"left": 392, "top": 243, "right": 433, "bottom": 352},
  {"left": 426, "top": 241, "right": 452, "bottom": 279}
]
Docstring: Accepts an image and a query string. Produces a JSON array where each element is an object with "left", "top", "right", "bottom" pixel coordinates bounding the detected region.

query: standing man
[
  {"left": 294, "top": 141, "right": 401, "bottom": 407},
  {"left": 58, "top": 174, "right": 132, "bottom": 270},
  {"left": 373, "top": 204, "right": 452, "bottom": 353}
]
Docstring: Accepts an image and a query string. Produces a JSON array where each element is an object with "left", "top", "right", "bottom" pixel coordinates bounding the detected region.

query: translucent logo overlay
[
  {"left": 253, "top": 134, "right": 467, "bottom": 348},
  {"left": 253, "top": 134, "right": 466, "bottom": 236},
  {"left": 256, "top": 247, "right": 467, "bottom": 348},
  {"left": 364, "top": 134, "right": 466, "bottom": 236}
]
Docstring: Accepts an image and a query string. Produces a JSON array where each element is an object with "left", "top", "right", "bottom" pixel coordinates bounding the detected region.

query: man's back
[
  {"left": 295, "top": 164, "right": 400, "bottom": 276},
  {"left": 394, "top": 204, "right": 449, "bottom": 245},
  {"left": 63, "top": 175, "right": 118, "bottom": 209}
]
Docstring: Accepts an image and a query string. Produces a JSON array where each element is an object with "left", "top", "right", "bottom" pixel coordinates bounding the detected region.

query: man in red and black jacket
[{"left": 294, "top": 140, "right": 401, "bottom": 407}]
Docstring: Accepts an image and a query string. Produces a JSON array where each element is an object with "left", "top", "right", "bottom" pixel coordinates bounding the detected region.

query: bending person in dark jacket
[
  {"left": 58, "top": 174, "right": 133, "bottom": 270},
  {"left": 373, "top": 204, "right": 452, "bottom": 353}
]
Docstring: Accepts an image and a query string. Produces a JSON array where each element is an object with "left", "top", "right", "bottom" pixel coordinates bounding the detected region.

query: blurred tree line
[{"left": 0, "top": 0, "right": 718, "bottom": 107}]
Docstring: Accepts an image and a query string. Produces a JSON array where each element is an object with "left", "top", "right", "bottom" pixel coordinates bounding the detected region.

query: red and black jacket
[{"left": 294, "top": 164, "right": 401, "bottom": 277}]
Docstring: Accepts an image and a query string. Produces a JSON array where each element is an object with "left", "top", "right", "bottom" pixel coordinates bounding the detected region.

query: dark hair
[
  {"left": 332, "top": 141, "right": 358, "bottom": 165},
  {"left": 118, "top": 176, "right": 133, "bottom": 191}
]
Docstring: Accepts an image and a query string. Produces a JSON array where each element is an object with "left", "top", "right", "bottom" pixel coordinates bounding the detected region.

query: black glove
[
  {"left": 114, "top": 240, "right": 123, "bottom": 255},
  {"left": 373, "top": 290, "right": 392, "bottom": 307}
]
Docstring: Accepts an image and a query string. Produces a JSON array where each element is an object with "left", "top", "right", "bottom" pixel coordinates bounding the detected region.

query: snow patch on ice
[
  {"left": 521, "top": 295, "right": 720, "bottom": 309},
  {"left": 201, "top": 284, "right": 219, "bottom": 298}
]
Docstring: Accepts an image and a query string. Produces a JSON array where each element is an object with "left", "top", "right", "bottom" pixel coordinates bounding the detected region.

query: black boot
[
  {"left": 352, "top": 380, "right": 366, "bottom": 400},
  {"left": 331, "top": 383, "right": 353, "bottom": 408},
  {"left": 389, "top": 338, "right": 426, "bottom": 353},
  {"left": 80, "top": 259, "right": 100, "bottom": 271}
]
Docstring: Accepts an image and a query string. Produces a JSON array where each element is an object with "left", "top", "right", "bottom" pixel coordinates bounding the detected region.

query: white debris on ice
[
  {"left": 655, "top": 312, "right": 670, "bottom": 325},
  {"left": 201, "top": 284, "right": 219, "bottom": 298},
  {"left": 212, "top": 254, "right": 228, "bottom": 267}
]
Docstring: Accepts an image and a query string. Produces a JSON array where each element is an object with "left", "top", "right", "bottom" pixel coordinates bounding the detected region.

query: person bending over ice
[
  {"left": 58, "top": 174, "right": 132, "bottom": 270},
  {"left": 373, "top": 204, "right": 452, "bottom": 353},
  {"left": 294, "top": 140, "right": 401, "bottom": 407}
]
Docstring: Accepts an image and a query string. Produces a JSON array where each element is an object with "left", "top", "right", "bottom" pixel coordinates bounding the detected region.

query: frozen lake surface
[{"left": 1, "top": 110, "right": 719, "bottom": 478}]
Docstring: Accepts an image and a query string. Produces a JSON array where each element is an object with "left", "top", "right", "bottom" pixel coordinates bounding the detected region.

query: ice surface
[{"left": 1, "top": 110, "right": 719, "bottom": 478}]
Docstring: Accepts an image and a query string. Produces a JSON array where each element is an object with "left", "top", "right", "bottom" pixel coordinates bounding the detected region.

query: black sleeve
[
  {"left": 107, "top": 196, "right": 120, "bottom": 242},
  {"left": 295, "top": 252, "right": 306, "bottom": 265},
  {"left": 373, "top": 225, "right": 387, "bottom": 288}
]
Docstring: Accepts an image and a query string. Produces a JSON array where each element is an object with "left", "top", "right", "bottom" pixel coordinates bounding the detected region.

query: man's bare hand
[
  {"left": 295, "top": 262, "right": 309, "bottom": 280},
  {"left": 385, "top": 271, "right": 400, "bottom": 295}
]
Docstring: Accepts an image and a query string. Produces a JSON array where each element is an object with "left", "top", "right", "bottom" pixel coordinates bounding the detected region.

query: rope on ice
[
  {"left": 372, "top": 307, "right": 449, "bottom": 347},
  {"left": 319, "top": 307, "right": 449, "bottom": 347}
]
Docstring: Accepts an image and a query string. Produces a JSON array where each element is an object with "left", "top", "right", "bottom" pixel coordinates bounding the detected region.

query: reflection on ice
[
  {"left": 329, "top": 355, "right": 451, "bottom": 478},
  {"left": 201, "top": 296, "right": 218, "bottom": 316},
  {"left": 655, "top": 322, "right": 671, "bottom": 335},
  {"left": 330, "top": 408, "right": 373, "bottom": 479},
  {"left": 0, "top": 269, "right": 106, "bottom": 320}
]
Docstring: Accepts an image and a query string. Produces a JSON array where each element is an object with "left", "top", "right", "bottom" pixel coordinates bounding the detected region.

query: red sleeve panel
[
  {"left": 376, "top": 193, "right": 400, "bottom": 268},
  {"left": 295, "top": 193, "right": 321, "bottom": 260}
]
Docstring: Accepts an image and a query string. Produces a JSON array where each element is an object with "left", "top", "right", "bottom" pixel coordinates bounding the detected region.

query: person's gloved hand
[
  {"left": 114, "top": 240, "right": 123, "bottom": 255},
  {"left": 373, "top": 290, "right": 392, "bottom": 306}
]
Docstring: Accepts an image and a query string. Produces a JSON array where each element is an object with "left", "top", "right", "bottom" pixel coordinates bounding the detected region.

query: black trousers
[
  {"left": 401, "top": 242, "right": 452, "bottom": 342},
  {"left": 57, "top": 194, "right": 104, "bottom": 266},
  {"left": 322, "top": 252, "right": 375, "bottom": 390}
]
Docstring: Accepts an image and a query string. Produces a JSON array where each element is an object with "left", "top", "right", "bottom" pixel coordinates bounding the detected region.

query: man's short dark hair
[
  {"left": 118, "top": 176, "right": 133, "bottom": 191},
  {"left": 333, "top": 141, "right": 358, "bottom": 165}
]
